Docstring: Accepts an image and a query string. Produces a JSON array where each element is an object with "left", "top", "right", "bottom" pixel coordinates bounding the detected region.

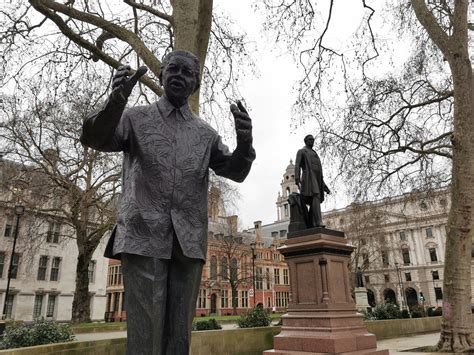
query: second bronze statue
[{"left": 294, "top": 134, "right": 331, "bottom": 229}]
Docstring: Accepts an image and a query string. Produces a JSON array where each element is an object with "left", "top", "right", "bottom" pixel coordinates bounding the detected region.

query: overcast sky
[{"left": 216, "top": 1, "right": 369, "bottom": 229}]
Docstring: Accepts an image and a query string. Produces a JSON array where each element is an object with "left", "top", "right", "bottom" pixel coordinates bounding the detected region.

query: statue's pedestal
[
  {"left": 355, "top": 287, "right": 370, "bottom": 312},
  {"left": 264, "top": 229, "right": 387, "bottom": 355}
]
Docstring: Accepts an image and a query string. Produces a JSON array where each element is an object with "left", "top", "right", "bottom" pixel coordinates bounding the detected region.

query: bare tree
[
  {"left": 0, "top": 0, "right": 255, "bottom": 120},
  {"left": 0, "top": 74, "right": 120, "bottom": 323},
  {"left": 260, "top": 0, "right": 472, "bottom": 350}
]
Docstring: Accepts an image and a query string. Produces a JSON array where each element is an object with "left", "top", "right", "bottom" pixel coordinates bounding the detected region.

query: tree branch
[
  {"left": 30, "top": 0, "right": 163, "bottom": 76},
  {"left": 27, "top": 1, "right": 163, "bottom": 96},
  {"left": 410, "top": 0, "right": 452, "bottom": 57},
  {"left": 123, "top": 0, "right": 174, "bottom": 26}
]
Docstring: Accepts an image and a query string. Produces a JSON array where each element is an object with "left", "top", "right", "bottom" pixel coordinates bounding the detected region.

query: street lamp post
[
  {"left": 250, "top": 242, "right": 256, "bottom": 307},
  {"left": 394, "top": 262, "right": 410, "bottom": 316},
  {"left": 2, "top": 205, "right": 25, "bottom": 320}
]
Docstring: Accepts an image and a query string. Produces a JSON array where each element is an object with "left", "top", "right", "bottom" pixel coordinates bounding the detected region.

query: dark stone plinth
[
  {"left": 287, "top": 227, "right": 344, "bottom": 239},
  {"left": 264, "top": 230, "right": 388, "bottom": 355}
]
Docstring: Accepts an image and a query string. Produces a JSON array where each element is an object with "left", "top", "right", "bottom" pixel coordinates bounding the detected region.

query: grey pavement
[{"left": 75, "top": 329, "right": 445, "bottom": 354}]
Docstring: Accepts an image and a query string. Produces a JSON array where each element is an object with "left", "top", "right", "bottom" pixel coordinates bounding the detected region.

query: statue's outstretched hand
[
  {"left": 112, "top": 65, "right": 148, "bottom": 101},
  {"left": 230, "top": 100, "right": 252, "bottom": 144}
]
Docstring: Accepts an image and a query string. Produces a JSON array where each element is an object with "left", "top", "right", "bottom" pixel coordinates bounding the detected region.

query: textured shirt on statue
[{"left": 81, "top": 95, "right": 255, "bottom": 261}]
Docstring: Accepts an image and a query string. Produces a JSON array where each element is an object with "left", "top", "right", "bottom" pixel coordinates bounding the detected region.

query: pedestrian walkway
[
  {"left": 75, "top": 329, "right": 444, "bottom": 354},
  {"left": 377, "top": 332, "right": 444, "bottom": 354}
]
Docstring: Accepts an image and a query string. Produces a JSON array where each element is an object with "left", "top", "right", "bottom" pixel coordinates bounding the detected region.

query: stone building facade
[
  {"left": 251, "top": 160, "right": 459, "bottom": 311},
  {"left": 0, "top": 159, "right": 108, "bottom": 321}
]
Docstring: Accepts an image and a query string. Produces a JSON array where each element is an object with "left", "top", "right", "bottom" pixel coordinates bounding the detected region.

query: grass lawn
[{"left": 71, "top": 313, "right": 284, "bottom": 330}]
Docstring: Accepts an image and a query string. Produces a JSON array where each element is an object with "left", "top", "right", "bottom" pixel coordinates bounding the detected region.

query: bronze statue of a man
[
  {"left": 294, "top": 134, "right": 330, "bottom": 228},
  {"left": 80, "top": 50, "right": 255, "bottom": 355}
]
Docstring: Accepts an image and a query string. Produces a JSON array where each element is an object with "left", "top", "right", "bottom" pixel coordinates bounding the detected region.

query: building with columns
[{"left": 250, "top": 160, "right": 461, "bottom": 311}]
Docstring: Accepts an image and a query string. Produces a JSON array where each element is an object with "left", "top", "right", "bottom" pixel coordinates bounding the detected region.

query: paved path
[
  {"left": 377, "top": 332, "right": 442, "bottom": 354},
  {"left": 76, "top": 329, "right": 444, "bottom": 354}
]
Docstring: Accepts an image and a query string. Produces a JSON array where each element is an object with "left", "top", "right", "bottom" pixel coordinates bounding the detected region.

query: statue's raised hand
[
  {"left": 112, "top": 65, "right": 148, "bottom": 101},
  {"left": 230, "top": 100, "right": 252, "bottom": 144}
]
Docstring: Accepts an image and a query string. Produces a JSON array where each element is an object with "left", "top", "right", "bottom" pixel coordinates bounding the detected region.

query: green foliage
[
  {"left": 409, "top": 305, "right": 426, "bottom": 318},
  {"left": 427, "top": 307, "right": 442, "bottom": 317},
  {"left": 1, "top": 320, "right": 75, "bottom": 349},
  {"left": 401, "top": 309, "right": 410, "bottom": 318},
  {"left": 192, "top": 318, "right": 222, "bottom": 331},
  {"left": 237, "top": 307, "right": 271, "bottom": 328},
  {"left": 363, "top": 303, "right": 402, "bottom": 320}
]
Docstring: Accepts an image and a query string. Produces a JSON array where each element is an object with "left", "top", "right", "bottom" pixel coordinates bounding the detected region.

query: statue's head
[
  {"left": 304, "top": 134, "right": 315, "bottom": 148},
  {"left": 159, "top": 50, "right": 201, "bottom": 104}
]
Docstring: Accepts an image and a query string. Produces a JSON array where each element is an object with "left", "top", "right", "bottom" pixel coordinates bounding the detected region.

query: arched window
[
  {"left": 286, "top": 187, "right": 290, "bottom": 196},
  {"left": 210, "top": 256, "right": 217, "bottom": 280},
  {"left": 230, "top": 258, "right": 238, "bottom": 281},
  {"left": 221, "top": 257, "right": 228, "bottom": 280}
]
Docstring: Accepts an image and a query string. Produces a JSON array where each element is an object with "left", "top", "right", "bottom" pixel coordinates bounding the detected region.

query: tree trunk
[
  {"left": 71, "top": 248, "right": 94, "bottom": 323},
  {"left": 171, "top": 0, "right": 213, "bottom": 114},
  {"left": 231, "top": 285, "right": 238, "bottom": 315},
  {"left": 437, "top": 60, "right": 474, "bottom": 352}
]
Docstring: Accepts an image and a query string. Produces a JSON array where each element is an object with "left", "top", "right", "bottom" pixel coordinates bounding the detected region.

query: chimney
[
  {"left": 227, "top": 215, "right": 238, "bottom": 236},
  {"left": 254, "top": 220, "right": 262, "bottom": 243}
]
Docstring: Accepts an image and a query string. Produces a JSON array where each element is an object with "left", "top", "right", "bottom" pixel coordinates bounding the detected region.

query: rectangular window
[
  {"left": 221, "top": 290, "right": 228, "bottom": 308},
  {"left": 283, "top": 269, "right": 289, "bottom": 285},
  {"left": 381, "top": 251, "right": 389, "bottom": 266},
  {"left": 364, "top": 275, "right": 370, "bottom": 285},
  {"left": 47, "top": 222, "right": 61, "bottom": 243},
  {"left": 46, "top": 295, "right": 56, "bottom": 318},
  {"left": 197, "top": 289, "right": 206, "bottom": 309},
  {"left": 241, "top": 290, "right": 248, "bottom": 308},
  {"left": 50, "top": 257, "right": 61, "bottom": 281},
  {"left": 37, "top": 256, "right": 48, "bottom": 281},
  {"left": 405, "top": 272, "right": 412, "bottom": 282},
  {"left": 121, "top": 292, "right": 126, "bottom": 311},
  {"left": 113, "top": 292, "right": 120, "bottom": 312},
  {"left": 88, "top": 260, "right": 96, "bottom": 283},
  {"left": 362, "top": 253, "right": 369, "bottom": 268},
  {"left": 279, "top": 230, "right": 287, "bottom": 238},
  {"left": 399, "top": 231, "right": 407, "bottom": 241},
  {"left": 432, "top": 270, "right": 440, "bottom": 280},
  {"left": 0, "top": 252, "right": 5, "bottom": 278},
  {"left": 284, "top": 204, "right": 289, "bottom": 217},
  {"left": 4, "top": 216, "right": 15, "bottom": 237},
  {"left": 273, "top": 253, "right": 280, "bottom": 261},
  {"left": 256, "top": 267, "right": 263, "bottom": 290},
  {"left": 384, "top": 274, "right": 390, "bottom": 283},
  {"left": 33, "top": 294, "right": 44, "bottom": 319},
  {"left": 402, "top": 249, "right": 411, "bottom": 265},
  {"left": 429, "top": 248, "right": 438, "bottom": 262},
  {"left": 276, "top": 292, "right": 290, "bottom": 308},
  {"left": 274, "top": 268, "right": 280, "bottom": 285},
  {"left": 425, "top": 227, "right": 433, "bottom": 238},
  {"left": 10, "top": 253, "right": 20, "bottom": 279},
  {"left": 266, "top": 268, "right": 271, "bottom": 290},
  {"left": 435, "top": 287, "right": 443, "bottom": 300},
  {"left": 5, "top": 294, "right": 14, "bottom": 319},
  {"left": 271, "top": 231, "right": 278, "bottom": 238}
]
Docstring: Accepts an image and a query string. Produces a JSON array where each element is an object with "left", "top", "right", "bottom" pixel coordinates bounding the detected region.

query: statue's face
[
  {"left": 161, "top": 55, "right": 198, "bottom": 103},
  {"left": 304, "top": 136, "right": 315, "bottom": 148}
]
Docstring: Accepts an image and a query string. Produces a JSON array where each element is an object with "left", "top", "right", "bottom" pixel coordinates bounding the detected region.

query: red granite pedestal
[{"left": 264, "top": 228, "right": 388, "bottom": 355}]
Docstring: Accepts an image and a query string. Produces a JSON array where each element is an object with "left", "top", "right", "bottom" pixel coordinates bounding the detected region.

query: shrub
[
  {"left": 367, "top": 303, "right": 402, "bottom": 320},
  {"left": 192, "top": 319, "right": 222, "bottom": 331},
  {"left": 401, "top": 309, "right": 410, "bottom": 318},
  {"left": 2, "top": 320, "right": 74, "bottom": 349},
  {"left": 410, "top": 305, "right": 426, "bottom": 318},
  {"left": 237, "top": 307, "right": 271, "bottom": 328}
]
